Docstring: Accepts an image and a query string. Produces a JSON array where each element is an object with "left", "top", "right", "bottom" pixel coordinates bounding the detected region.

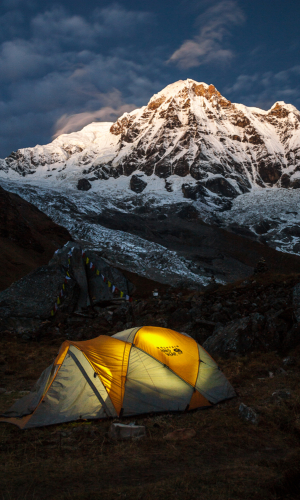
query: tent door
[{"left": 68, "top": 350, "right": 112, "bottom": 417}]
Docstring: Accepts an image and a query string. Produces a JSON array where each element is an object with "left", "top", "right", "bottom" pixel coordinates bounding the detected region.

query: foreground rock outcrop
[
  {"left": 2, "top": 260, "right": 299, "bottom": 357},
  {"left": 0, "top": 242, "right": 133, "bottom": 334}
]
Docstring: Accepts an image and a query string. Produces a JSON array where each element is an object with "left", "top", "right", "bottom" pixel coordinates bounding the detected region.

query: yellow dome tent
[{"left": 0, "top": 327, "right": 235, "bottom": 429}]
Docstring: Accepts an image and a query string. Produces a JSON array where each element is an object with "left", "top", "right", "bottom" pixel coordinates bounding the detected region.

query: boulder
[
  {"left": 71, "top": 247, "right": 91, "bottom": 310},
  {"left": 239, "top": 403, "right": 259, "bottom": 424},
  {"left": 0, "top": 241, "right": 133, "bottom": 332},
  {"left": 181, "top": 182, "right": 207, "bottom": 201},
  {"left": 293, "top": 283, "right": 300, "bottom": 322},
  {"left": 86, "top": 251, "right": 132, "bottom": 304},
  {"left": 205, "top": 177, "right": 239, "bottom": 198},
  {"left": 203, "top": 314, "right": 266, "bottom": 357},
  {"left": 0, "top": 263, "right": 79, "bottom": 331},
  {"left": 130, "top": 174, "right": 147, "bottom": 193},
  {"left": 77, "top": 178, "right": 92, "bottom": 191}
]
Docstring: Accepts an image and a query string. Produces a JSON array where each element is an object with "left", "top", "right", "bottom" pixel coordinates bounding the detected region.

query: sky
[{"left": 0, "top": 0, "right": 299, "bottom": 157}]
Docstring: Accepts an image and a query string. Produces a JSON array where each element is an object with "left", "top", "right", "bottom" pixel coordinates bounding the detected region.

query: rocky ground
[
  {"left": 1, "top": 254, "right": 300, "bottom": 499},
  {"left": 9, "top": 268, "right": 299, "bottom": 359},
  {"left": 1, "top": 303, "right": 300, "bottom": 499}
]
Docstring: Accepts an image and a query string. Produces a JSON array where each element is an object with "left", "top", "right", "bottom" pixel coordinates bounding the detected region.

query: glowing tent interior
[{"left": 0, "top": 326, "right": 236, "bottom": 429}]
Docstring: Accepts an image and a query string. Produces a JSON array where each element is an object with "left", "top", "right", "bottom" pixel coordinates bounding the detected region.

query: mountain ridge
[
  {"left": 1, "top": 78, "right": 300, "bottom": 199},
  {"left": 0, "top": 79, "right": 300, "bottom": 285}
]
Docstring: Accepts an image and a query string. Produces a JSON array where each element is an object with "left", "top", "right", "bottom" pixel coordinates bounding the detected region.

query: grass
[{"left": 1, "top": 333, "right": 300, "bottom": 500}]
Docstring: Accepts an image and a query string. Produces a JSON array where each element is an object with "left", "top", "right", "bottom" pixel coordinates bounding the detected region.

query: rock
[
  {"left": 22, "top": 334, "right": 31, "bottom": 340},
  {"left": 294, "top": 417, "right": 300, "bottom": 433},
  {"left": 293, "top": 283, "right": 300, "bottom": 322},
  {"left": 271, "top": 390, "right": 291, "bottom": 400},
  {"left": 0, "top": 185, "right": 72, "bottom": 292},
  {"left": 86, "top": 252, "right": 132, "bottom": 304},
  {"left": 0, "top": 263, "right": 79, "bottom": 329},
  {"left": 164, "top": 428, "right": 196, "bottom": 441},
  {"left": 130, "top": 174, "right": 147, "bottom": 193},
  {"left": 283, "top": 323, "right": 300, "bottom": 351},
  {"left": 205, "top": 177, "right": 239, "bottom": 198},
  {"left": 0, "top": 388, "right": 6, "bottom": 394},
  {"left": 181, "top": 182, "right": 207, "bottom": 201},
  {"left": 77, "top": 178, "right": 92, "bottom": 191},
  {"left": 177, "top": 205, "right": 198, "bottom": 220},
  {"left": 257, "top": 160, "right": 282, "bottom": 185},
  {"left": 70, "top": 247, "right": 91, "bottom": 310},
  {"left": 108, "top": 423, "right": 146, "bottom": 441},
  {"left": 282, "top": 356, "right": 296, "bottom": 367},
  {"left": 203, "top": 314, "right": 266, "bottom": 358},
  {"left": 254, "top": 258, "right": 269, "bottom": 274},
  {"left": 239, "top": 403, "right": 259, "bottom": 424},
  {"left": 0, "top": 242, "right": 133, "bottom": 329},
  {"left": 194, "top": 319, "right": 216, "bottom": 331}
]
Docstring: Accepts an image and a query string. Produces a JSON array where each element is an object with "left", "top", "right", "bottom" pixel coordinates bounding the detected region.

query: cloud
[
  {"left": 31, "top": 4, "right": 153, "bottom": 50},
  {"left": 0, "top": 5, "right": 164, "bottom": 157},
  {"left": 52, "top": 89, "right": 136, "bottom": 136},
  {"left": 224, "top": 66, "right": 300, "bottom": 109},
  {"left": 168, "top": 0, "right": 245, "bottom": 69},
  {"left": 93, "top": 4, "right": 154, "bottom": 37},
  {"left": 53, "top": 104, "right": 136, "bottom": 137}
]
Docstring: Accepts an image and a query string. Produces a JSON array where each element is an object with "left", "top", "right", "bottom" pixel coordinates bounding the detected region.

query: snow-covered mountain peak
[
  {"left": 1, "top": 78, "right": 300, "bottom": 276},
  {"left": 146, "top": 79, "right": 229, "bottom": 112},
  {"left": 1, "top": 78, "right": 300, "bottom": 200},
  {"left": 270, "top": 101, "right": 298, "bottom": 112}
]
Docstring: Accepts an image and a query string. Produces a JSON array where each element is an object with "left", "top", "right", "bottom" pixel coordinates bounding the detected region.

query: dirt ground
[{"left": 1, "top": 333, "right": 300, "bottom": 500}]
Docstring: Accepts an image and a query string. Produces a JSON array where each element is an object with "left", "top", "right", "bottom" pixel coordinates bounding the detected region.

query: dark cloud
[
  {"left": 0, "top": 4, "right": 162, "bottom": 156},
  {"left": 0, "top": 1, "right": 299, "bottom": 157},
  {"left": 224, "top": 66, "right": 300, "bottom": 109}
]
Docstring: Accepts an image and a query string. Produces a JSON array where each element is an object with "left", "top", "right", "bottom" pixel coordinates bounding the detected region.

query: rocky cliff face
[
  {"left": 1, "top": 79, "right": 300, "bottom": 204},
  {"left": 0, "top": 185, "right": 72, "bottom": 291}
]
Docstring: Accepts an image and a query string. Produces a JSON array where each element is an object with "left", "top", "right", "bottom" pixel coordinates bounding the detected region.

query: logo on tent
[{"left": 156, "top": 346, "right": 183, "bottom": 356}]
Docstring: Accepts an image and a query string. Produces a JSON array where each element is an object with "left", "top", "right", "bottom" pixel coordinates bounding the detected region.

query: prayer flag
[
  {"left": 108, "top": 281, "right": 112, "bottom": 288},
  {"left": 112, "top": 285, "right": 115, "bottom": 293},
  {"left": 86, "top": 257, "right": 89, "bottom": 265},
  {"left": 96, "top": 269, "right": 100, "bottom": 276},
  {"left": 120, "top": 291, "right": 124, "bottom": 298},
  {"left": 125, "top": 295, "right": 129, "bottom": 301}
]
